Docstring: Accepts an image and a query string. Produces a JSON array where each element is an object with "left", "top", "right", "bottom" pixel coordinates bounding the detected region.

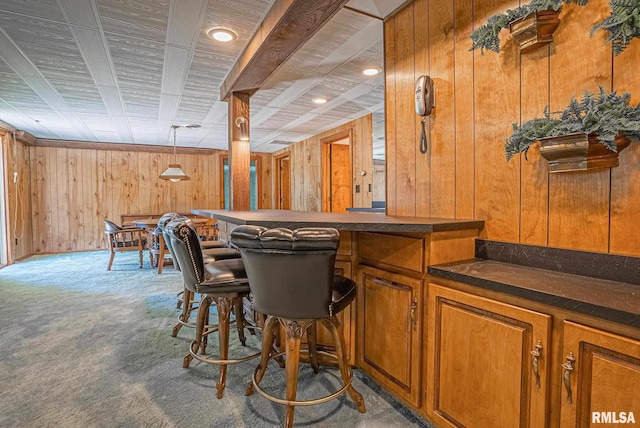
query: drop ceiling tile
[{"left": 97, "top": 0, "right": 169, "bottom": 42}]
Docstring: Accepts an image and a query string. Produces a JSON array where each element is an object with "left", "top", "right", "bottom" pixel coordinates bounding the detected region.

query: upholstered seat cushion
[
  {"left": 197, "top": 258, "right": 249, "bottom": 294},
  {"left": 200, "top": 240, "right": 227, "bottom": 249},
  {"left": 202, "top": 247, "right": 240, "bottom": 260}
]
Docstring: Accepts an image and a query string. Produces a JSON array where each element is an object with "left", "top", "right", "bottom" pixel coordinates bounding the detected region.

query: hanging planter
[
  {"left": 539, "top": 132, "right": 631, "bottom": 172},
  {"left": 505, "top": 87, "right": 640, "bottom": 170},
  {"left": 509, "top": 9, "right": 561, "bottom": 53}
]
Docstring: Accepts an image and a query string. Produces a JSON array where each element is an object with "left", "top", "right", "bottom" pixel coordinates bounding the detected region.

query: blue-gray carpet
[{"left": 0, "top": 251, "right": 432, "bottom": 427}]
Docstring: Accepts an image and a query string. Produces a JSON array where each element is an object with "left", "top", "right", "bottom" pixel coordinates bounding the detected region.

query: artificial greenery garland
[
  {"left": 470, "top": 0, "right": 640, "bottom": 55},
  {"left": 505, "top": 87, "right": 640, "bottom": 161},
  {"left": 591, "top": 0, "right": 640, "bottom": 55}
]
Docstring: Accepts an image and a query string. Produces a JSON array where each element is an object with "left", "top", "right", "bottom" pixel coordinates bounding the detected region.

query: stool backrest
[
  {"left": 158, "top": 213, "right": 186, "bottom": 271},
  {"left": 230, "top": 225, "right": 339, "bottom": 319},
  {"left": 166, "top": 218, "right": 204, "bottom": 292}
]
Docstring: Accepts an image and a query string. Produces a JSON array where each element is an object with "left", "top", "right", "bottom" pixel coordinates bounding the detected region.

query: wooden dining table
[{"left": 133, "top": 218, "right": 208, "bottom": 274}]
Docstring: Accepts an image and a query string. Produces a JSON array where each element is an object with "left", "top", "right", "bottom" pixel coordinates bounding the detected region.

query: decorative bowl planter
[
  {"left": 539, "top": 132, "right": 631, "bottom": 173},
  {"left": 509, "top": 9, "right": 560, "bottom": 53}
]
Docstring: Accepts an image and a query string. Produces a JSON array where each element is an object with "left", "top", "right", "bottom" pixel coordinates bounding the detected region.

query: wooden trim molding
[{"left": 33, "top": 139, "right": 216, "bottom": 155}]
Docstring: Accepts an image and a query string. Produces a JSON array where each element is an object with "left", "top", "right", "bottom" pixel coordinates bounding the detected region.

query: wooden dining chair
[{"left": 104, "top": 219, "right": 147, "bottom": 270}]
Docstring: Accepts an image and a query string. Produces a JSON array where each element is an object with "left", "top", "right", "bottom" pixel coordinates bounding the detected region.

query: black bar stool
[
  {"left": 166, "top": 218, "right": 260, "bottom": 399},
  {"left": 231, "top": 225, "right": 366, "bottom": 427},
  {"left": 158, "top": 214, "right": 243, "bottom": 337}
]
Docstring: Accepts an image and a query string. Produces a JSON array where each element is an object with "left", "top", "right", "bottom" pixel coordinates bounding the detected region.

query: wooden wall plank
[
  {"left": 395, "top": 4, "right": 417, "bottom": 216},
  {"left": 428, "top": 0, "right": 455, "bottom": 218},
  {"left": 414, "top": 0, "right": 431, "bottom": 216},
  {"left": 68, "top": 149, "right": 81, "bottom": 251},
  {"left": 96, "top": 150, "right": 107, "bottom": 248},
  {"left": 609, "top": 39, "right": 640, "bottom": 255},
  {"left": 548, "top": 0, "right": 612, "bottom": 252},
  {"left": 48, "top": 148, "right": 60, "bottom": 252},
  {"left": 473, "top": 0, "right": 521, "bottom": 242},
  {"left": 137, "top": 152, "right": 152, "bottom": 215},
  {"left": 453, "top": 0, "right": 475, "bottom": 220},
  {"left": 80, "top": 149, "right": 96, "bottom": 249},
  {"left": 519, "top": 47, "right": 550, "bottom": 246},
  {"left": 385, "top": 18, "right": 397, "bottom": 216}
]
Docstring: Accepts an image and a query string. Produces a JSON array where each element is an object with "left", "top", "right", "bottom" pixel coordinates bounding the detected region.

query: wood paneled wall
[
  {"left": 386, "top": 0, "right": 640, "bottom": 256},
  {"left": 272, "top": 114, "right": 373, "bottom": 211},
  {"left": 22, "top": 145, "right": 271, "bottom": 255},
  {"left": 2, "top": 132, "right": 34, "bottom": 260}
]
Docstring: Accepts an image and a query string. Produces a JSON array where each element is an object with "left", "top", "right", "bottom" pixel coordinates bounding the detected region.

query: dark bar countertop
[
  {"left": 192, "top": 209, "right": 484, "bottom": 233},
  {"left": 428, "top": 240, "right": 640, "bottom": 328}
]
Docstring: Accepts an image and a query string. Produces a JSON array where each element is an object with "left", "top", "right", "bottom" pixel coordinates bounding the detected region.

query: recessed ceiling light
[
  {"left": 207, "top": 28, "right": 237, "bottom": 42},
  {"left": 312, "top": 97, "right": 328, "bottom": 104},
  {"left": 363, "top": 67, "right": 381, "bottom": 76}
]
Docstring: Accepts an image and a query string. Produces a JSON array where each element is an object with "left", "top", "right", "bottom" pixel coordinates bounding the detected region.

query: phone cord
[{"left": 419, "top": 116, "right": 428, "bottom": 154}]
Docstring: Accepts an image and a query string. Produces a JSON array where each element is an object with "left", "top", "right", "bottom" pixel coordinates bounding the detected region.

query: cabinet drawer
[{"left": 358, "top": 232, "right": 424, "bottom": 273}]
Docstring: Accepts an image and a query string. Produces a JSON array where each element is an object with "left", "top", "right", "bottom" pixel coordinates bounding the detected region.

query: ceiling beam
[{"left": 219, "top": 0, "right": 351, "bottom": 101}]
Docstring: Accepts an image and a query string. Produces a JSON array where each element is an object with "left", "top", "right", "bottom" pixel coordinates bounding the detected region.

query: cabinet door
[
  {"left": 357, "top": 266, "right": 422, "bottom": 407},
  {"left": 560, "top": 321, "right": 640, "bottom": 427},
  {"left": 427, "top": 284, "right": 551, "bottom": 428}
]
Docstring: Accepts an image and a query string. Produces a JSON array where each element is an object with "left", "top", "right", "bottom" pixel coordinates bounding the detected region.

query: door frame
[
  {"left": 274, "top": 152, "right": 291, "bottom": 210},
  {"left": 321, "top": 129, "right": 352, "bottom": 213}
]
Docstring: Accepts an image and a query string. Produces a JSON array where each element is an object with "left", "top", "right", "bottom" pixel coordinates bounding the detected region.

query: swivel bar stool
[
  {"left": 230, "top": 225, "right": 366, "bottom": 427},
  {"left": 166, "top": 218, "right": 260, "bottom": 399},
  {"left": 158, "top": 213, "right": 242, "bottom": 338}
]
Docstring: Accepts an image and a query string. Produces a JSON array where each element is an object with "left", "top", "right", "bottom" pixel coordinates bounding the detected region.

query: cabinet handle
[
  {"left": 561, "top": 352, "right": 575, "bottom": 404},
  {"left": 530, "top": 340, "right": 543, "bottom": 389},
  {"left": 409, "top": 298, "right": 418, "bottom": 330}
]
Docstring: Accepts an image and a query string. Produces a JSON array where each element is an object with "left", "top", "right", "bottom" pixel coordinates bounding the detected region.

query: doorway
[
  {"left": 275, "top": 154, "right": 291, "bottom": 210},
  {"left": 221, "top": 156, "right": 260, "bottom": 209},
  {"left": 322, "top": 130, "right": 352, "bottom": 213}
]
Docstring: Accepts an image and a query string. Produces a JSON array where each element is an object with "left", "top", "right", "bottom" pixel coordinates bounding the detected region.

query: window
[{"left": 222, "top": 157, "right": 259, "bottom": 209}]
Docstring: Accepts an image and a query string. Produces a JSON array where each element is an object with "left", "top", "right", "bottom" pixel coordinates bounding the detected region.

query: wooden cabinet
[
  {"left": 560, "top": 321, "right": 640, "bottom": 427},
  {"left": 426, "top": 283, "right": 551, "bottom": 428},
  {"left": 357, "top": 266, "right": 422, "bottom": 407}
]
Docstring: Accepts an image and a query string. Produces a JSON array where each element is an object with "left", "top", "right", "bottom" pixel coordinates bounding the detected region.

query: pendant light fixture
[{"left": 160, "top": 124, "right": 197, "bottom": 182}]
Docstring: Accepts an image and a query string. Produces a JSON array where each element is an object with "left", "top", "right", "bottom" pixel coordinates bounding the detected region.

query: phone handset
[
  {"left": 415, "top": 75, "right": 434, "bottom": 116},
  {"left": 415, "top": 75, "right": 434, "bottom": 154}
]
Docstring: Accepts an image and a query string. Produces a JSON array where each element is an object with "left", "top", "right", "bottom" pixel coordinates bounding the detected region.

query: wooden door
[
  {"left": 276, "top": 155, "right": 290, "bottom": 210},
  {"left": 427, "top": 284, "right": 551, "bottom": 428},
  {"left": 560, "top": 321, "right": 640, "bottom": 427},
  {"left": 322, "top": 131, "right": 352, "bottom": 213},
  {"left": 357, "top": 266, "right": 422, "bottom": 407},
  {"left": 329, "top": 143, "right": 351, "bottom": 213}
]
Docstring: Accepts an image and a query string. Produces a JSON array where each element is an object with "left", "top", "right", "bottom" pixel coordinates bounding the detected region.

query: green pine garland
[
  {"left": 591, "top": 0, "right": 640, "bottom": 55},
  {"left": 505, "top": 87, "right": 640, "bottom": 161}
]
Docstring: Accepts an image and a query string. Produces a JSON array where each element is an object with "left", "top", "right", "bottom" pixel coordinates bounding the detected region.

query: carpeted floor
[{"left": 0, "top": 251, "right": 433, "bottom": 427}]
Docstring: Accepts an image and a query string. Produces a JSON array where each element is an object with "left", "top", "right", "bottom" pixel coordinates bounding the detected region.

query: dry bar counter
[{"left": 194, "top": 209, "right": 485, "bottom": 411}]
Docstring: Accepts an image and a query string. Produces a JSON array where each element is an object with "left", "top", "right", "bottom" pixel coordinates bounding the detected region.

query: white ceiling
[{"left": 0, "top": 0, "right": 396, "bottom": 158}]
